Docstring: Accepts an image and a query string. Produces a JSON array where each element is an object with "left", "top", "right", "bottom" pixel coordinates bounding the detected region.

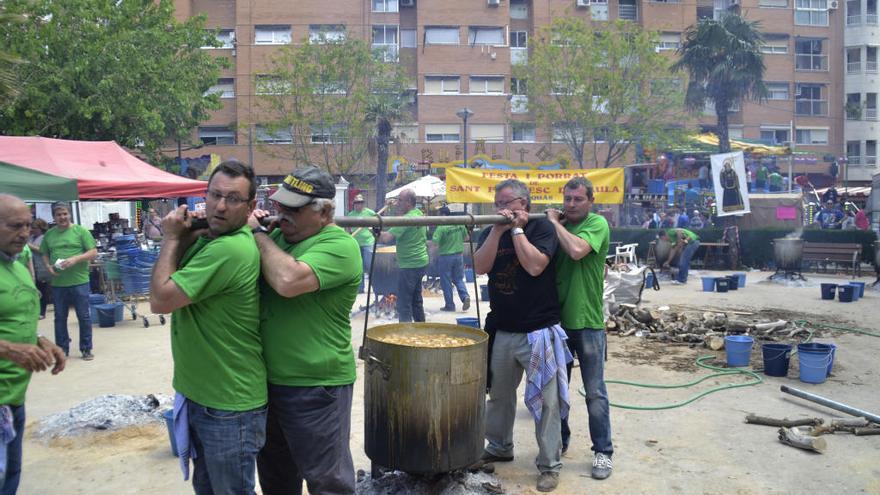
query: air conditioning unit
[
  {"left": 488, "top": 0, "right": 500, "bottom": 6},
  {"left": 400, "top": 0, "right": 414, "bottom": 6},
  {"left": 829, "top": 0, "right": 839, "bottom": 9},
  {"left": 576, "top": 0, "right": 590, "bottom": 7}
]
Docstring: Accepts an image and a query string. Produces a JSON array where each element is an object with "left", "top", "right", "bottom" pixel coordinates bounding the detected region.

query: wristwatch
[
  {"left": 511, "top": 227, "right": 525, "bottom": 236},
  {"left": 251, "top": 225, "right": 269, "bottom": 235}
]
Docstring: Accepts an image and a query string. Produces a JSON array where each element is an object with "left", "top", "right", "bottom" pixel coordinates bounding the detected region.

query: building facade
[{"left": 844, "top": 0, "right": 880, "bottom": 183}]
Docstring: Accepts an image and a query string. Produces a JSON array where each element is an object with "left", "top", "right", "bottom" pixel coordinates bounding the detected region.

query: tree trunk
[
  {"left": 375, "top": 118, "right": 391, "bottom": 210},
  {"left": 715, "top": 104, "right": 731, "bottom": 153}
]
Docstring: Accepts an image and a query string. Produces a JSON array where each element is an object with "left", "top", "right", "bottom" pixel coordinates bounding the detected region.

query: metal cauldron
[
  {"left": 653, "top": 238, "right": 679, "bottom": 267},
  {"left": 369, "top": 246, "right": 399, "bottom": 296},
  {"left": 773, "top": 238, "right": 804, "bottom": 271},
  {"left": 364, "top": 323, "right": 488, "bottom": 474}
]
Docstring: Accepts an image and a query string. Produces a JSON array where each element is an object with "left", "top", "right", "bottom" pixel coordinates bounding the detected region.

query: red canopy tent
[{"left": 0, "top": 136, "right": 206, "bottom": 199}]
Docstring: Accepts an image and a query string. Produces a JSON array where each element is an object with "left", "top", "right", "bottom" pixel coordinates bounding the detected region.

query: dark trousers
[
  {"left": 396, "top": 266, "right": 426, "bottom": 323},
  {"left": 51, "top": 283, "right": 92, "bottom": 354},
  {"left": 560, "top": 329, "right": 613, "bottom": 456},
  {"left": 257, "top": 384, "right": 355, "bottom": 495},
  {"left": 0, "top": 405, "right": 24, "bottom": 495}
]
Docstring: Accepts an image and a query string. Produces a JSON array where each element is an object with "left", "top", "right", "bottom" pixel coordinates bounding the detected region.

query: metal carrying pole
[
  {"left": 780, "top": 385, "right": 880, "bottom": 424},
  {"left": 333, "top": 213, "right": 547, "bottom": 229}
]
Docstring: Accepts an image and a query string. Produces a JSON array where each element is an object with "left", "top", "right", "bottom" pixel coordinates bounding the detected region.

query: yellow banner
[{"left": 445, "top": 167, "right": 625, "bottom": 204}]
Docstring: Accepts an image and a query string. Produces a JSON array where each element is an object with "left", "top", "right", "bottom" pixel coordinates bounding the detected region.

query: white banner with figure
[{"left": 711, "top": 151, "right": 750, "bottom": 217}]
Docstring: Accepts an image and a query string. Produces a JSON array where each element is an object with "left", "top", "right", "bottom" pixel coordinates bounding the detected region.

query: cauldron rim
[{"left": 366, "top": 322, "right": 489, "bottom": 348}]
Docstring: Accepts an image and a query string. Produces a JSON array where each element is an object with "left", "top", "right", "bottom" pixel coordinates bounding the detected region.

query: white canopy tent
[{"left": 386, "top": 175, "right": 446, "bottom": 199}]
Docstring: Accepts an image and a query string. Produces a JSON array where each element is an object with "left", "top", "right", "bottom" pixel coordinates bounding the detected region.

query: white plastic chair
[{"left": 614, "top": 243, "right": 638, "bottom": 266}]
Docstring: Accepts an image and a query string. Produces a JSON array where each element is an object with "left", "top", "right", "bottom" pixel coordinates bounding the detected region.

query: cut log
[
  {"left": 726, "top": 319, "right": 752, "bottom": 333},
  {"left": 830, "top": 417, "right": 870, "bottom": 428},
  {"left": 853, "top": 427, "right": 880, "bottom": 436},
  {"left": 778, "top": 427, "right": 827, "bottom": 453},
  {"left": 745, "top": 414, "right": 823, "bottom": 427},
  {"left": 707, "top": 336, "right": 726, "bottom": 351}
]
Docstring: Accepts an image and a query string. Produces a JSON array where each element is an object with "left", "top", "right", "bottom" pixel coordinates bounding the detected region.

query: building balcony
[
  {"left": 510, "top": 95, "right": 528, "bottom": 114},
  {"left": 795, "top": 100, "right": 827, "bottom": 116},
  {"left": 847, "top": 14, "right": 861, "bottom": 25},
  {"left": 618, "top": 4, "right": 638, "bottom": 20},
  {"left": 848, "top": 62, "right": 861, "bottom": 74},
  {"left": 866, "top": 108, "right": 878, "bottom": 120}
]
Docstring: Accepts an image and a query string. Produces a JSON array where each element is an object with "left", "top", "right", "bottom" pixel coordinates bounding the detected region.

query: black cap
[{"left": 269, "top": 166, "right": 335, "bottom": 207}]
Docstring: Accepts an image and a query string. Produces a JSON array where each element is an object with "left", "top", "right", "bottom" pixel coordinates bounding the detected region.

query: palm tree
[
  {"left": 672, "top": 14, "right": 766, "bottom": 153},
  {"left": 365, "top": 62, "right": 411, "bottom": 210}
]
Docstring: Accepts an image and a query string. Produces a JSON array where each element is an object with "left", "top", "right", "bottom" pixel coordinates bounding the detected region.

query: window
[
  {"left": 425, "top": 124, "right": 460, "bottom": 142},
  {"left": 425, "top": 27, "right": 460, "bottom": 45},
  {"left": 392, "top": 125, "right": 418, "bottom": 144},
  {"left": 657, "top": 32, "right": 681, "bottom": 51},
  {"left": 255, "top": 75, "right": 291, "bottom": 95},
  {"left": 255, "top": 25, "right": 291, "bottom": 45},
  {"left": 510, "top": 0, "right": 529, "bottom": 19},
  {"left": 868, "top": 46, "right": 878, "bottom": 72},
  {"left": 198, "top": 126, "right": 235, "bottom": 145},
  {"left": 866, "top": 140, "right": 877, "bottom": 164},
  {"left": 315, "top": 80, "right": 346, "bottom": 95},
  {"left": 847, "top": 140, "right": 861, "bottom": 164},
  {"left": 510, "top": 31, "right": 528, "bottom": 48},
  {"left": 795, "top": 39, "right": 827, "bottom": 71},
  {"left": 760, "top": 127, "right": 790, "bottom": 145},
  {"left": 511, "top": 123, "right": 536, "bottom": 142},
  {"left": 511, "top": 78, "right": 527, "bottom": 95},
  {"left": 728, "top": 126, "right": 744, "bottom": 140},
  {"left": 309, "top": 25, "right": 346, "bottom": 43},
  {"left": 795, "top": 84, "right": 826, "bottom": 115},
  {"left": 372, "top": 0, "right": 399, "bottom": 13},
  {"left": 468, "top": 27, "right": 505, "bottom": 45},
  {"left": 760, "top": 0, "right": 788, "bottom": 6},
  {"left": 401, "top": 29, "right": 417, "bottom": 48},
  {"left": 795, "top": 128, "right": 828, "bottom": 145},
  {"left": 766, "top": 82, "right": 789, "bottom": 100},
  {"left": 795, "top": 0, "right": 829, "bottom": 26},
  {"left": 203, "top": 29, "right": 234, "bottom": 49},
  {"left": 469, "top": 124, "right": 504, "bottom": 143},
  {"left": 552, "top": 122, "right": 585, "bottom": 143},
  {"left": 424, "top": 76, "right": 460, "bottom": 94},
  {"left": 847, "top": 0, "right": 862, "bottom": 24},
  {"left": 311, "top": 125, "right": 346, "bottom": 144},
  {"left": 868, "top": 0, "right": 879, "bottom": 24},
  {"left": 256, "top": 126, "right": 292, "bottom": 144},
  {"left": 847, "top": 47, "right": 861, "bottom": 73},
  {"left": 592, "top": 0, "right": 609, "bottom": 20},
  {"left": 373, "top": 25, "right": 399, "bottom": 62},
  {"left": 761, "top": 34, "right": 789, "bottom": 54},
  {"left": 867, "top": 93, "right": 878, "bottom": 120},
  {"left": 206, "top": 78, "right": 235, "bottom": 98},
  {"left": 846, "top": 93, "right": 862, "bottom": 119},
  {"left": 469, "top": 76, "right": 504, "bottom": 94},
  {"left": 618, "top": 0, "right": 638, "bottom": 20}
]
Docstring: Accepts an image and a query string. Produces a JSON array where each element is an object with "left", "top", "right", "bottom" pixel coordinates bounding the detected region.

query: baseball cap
[
  {"left": 270, "top": 166, "right": 335, "bottom": 208},
  {"left": 353, "top": 194, "right": 365, "bottom": 202}
]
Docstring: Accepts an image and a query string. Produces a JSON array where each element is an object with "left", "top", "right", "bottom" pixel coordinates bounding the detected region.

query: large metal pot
[
  {"left": 369, "top": 246, "right": 399, "bottom": 296},
  {"left": 364, "top": 323, "right": 488, "bottom": 474},
  {"left": 653, "top": 238, "right": 679, "bottom": 266},
  {"left": 773, "top": 238, "right": 804, "bottom": 271}
]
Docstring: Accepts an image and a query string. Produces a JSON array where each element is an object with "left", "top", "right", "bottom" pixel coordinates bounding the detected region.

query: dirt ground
[{"left": 20, "top": 269, "right": 880, "bottom": 494}]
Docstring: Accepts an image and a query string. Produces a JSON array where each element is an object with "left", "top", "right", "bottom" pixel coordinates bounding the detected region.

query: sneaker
[
  {"left": 480, "top": 451, "right": 514, "bottom": 463},
  {"left": 536, "top": 471, "right": 559, "bottom": 492},
  {"left": 561, "top": 443, "right": 569, "bottom": 456},
  {"left": 592, "top": 452, "right": 613, "bottom": 480},
  {"left": 462, "top": 297, "right": 471, "bottom": 311},
  {"left": 670, "top": 280, "right": 684, "bottom": 285},
  {"left": 82, "top": 351, "right": 94, "bottom": 361},
  {"left": 440, "top": 306, "right": 456, "bottom": 312}
]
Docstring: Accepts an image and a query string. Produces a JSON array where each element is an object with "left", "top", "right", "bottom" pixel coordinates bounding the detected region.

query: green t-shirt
[
  {"left": 768, "top": 172, "right": 783, "bottom": 187},
  {"left": 16, "top": 245, "right": 32, "bottom": 272},
  {"left": 555, "top": 214, "right": 609, "bottom": 330},
  {"left": 347, "top": 207, "right": 377, "bottom": 247},
  {"left": 260, "top": 225, "right": 360, "bottom": 386},
  {"left": 42, "top": 224, "right": 96, "bottom": 287},
  {"left": 170, "top": 226, "right": 266, "bottom": 411},
  {"left": 756, "top": 166, "right": 769, "bottom": 182},
  {"left": 0, "top": 259, "right": 40, "bottom": 405},
  {"left": 432, "top": 224, "right": 468, "bottom": 255},
  {"left": 667, "top": 228, "right": 699, "bottom": 242},
  {"left": 387, "top": 208, "right": 429, "bottom": 268}
]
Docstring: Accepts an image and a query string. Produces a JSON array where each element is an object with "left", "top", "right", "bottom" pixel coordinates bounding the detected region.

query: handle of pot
[{"left": 359, "top": 347, "right": 391, "bottom": 380}]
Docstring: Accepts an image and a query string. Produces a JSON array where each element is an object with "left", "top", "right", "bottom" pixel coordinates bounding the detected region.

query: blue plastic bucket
[
  {"left": 480, "top": 284, "right": 490, "bottom": 302},
  {"left": 715, "top": 278, "right": 729, "bottom": 293},
  {"left": 701, "top": 277, "right": 716, "bottom": 292},
  {"left": 112, "top": 302, "right": 125, "bottom": 322},
  {"left": 162, "top": 409, "right": 179, "bottom": 456},
  {"left": 96, "top": 303, "right": 117, "bottom": 328},
  {"left": 734, "top": 273, "right": 746, "bottom": 288},
  {"left": 820, "top": 283, "right": 837, "bottom": 300},
  {"left": 838, "top": 285, "right": 854, "bottom": 303},
  {"left": 726, "top": 275, "right": 739, "bottom": 291},
  {"left": 847, "top": 283, "right": 861, "bottom": 301},
  {"left": 724, "top": 335, "right": 753, "bottom": 367},
  {"left": 849, "top": 281, "right": 866, "bottom": 298},
  {"left": 456, "top": 317, "right": 480, "bottom": 328},
  {"left": 797, "top": 343, "right": 834, "bottom": 384},
  {"left": 465, "top": 268, "right": 475, "bottom": 283},
  {"left": 761, "top": 343, "right": 791, "bottom": 377}
]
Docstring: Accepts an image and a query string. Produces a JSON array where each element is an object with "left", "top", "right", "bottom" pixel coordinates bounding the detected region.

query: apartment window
[
  {"left": 847, "top": 93, "right": 862, "bottom": 119},
  {"left": 866, "top": 140, "right": 877, "bottom": 164},
  {"left": 255, "top": 25, "right": 291, "bottom": 45},
  {"left": 651, "top": 0, "right": 682, "bottom": 4},
  {"left": 424, "top": 76, "right": 460, "bottom": 94},
  {"left": 372, "top": 0, "right": 399, "bottom": 13},
  {"left": 592, "top": 0, "right": 609, "bottom": 21},
  {"left": 510, "top": 0, "right": 529, "bottom": 19},
  {"left": 425, "top": 124, "right": 460, "bottom": 142},
  {"left": 728, "top": 126, "right": 744, "bottom": 140},
  {"left": 311, "top": 125, "right": 346, "bottom": 144},
  {"left": 511, "top": 123, "right": 536, "bottom": 142},
  {"left": 469, "top": 124, "right": 504, "bottom": 143},
  {"left": 795, "top": 0, "right": 829, "bottom": 26},
  {"left": 256, "top": 126, "right": 293, "bottom": 144},
  {"left": 795, "top": 128, "right": 829, "bottom": 145},
  {"left": 511, "top": 78, "right": 527, "bottom": 95},
  {"left": 510, "top": 31, "right": 528, "bottom": 48},
  {"left": 761, "top": 34, "right": 789, "bottom": 54},
  {"left": 868, "top": 0, "right": 879, "bottom": 24},
  {"left": 766, "top": 82, "right": 789, "bottom": 100},
  {"left": 618, "top": 0, "right": 638, "bottom": 20},
  {"left": 552, "top": 123, "right": 585, "bottom": 143},
  {"left": 469, "top": 76, "right": 504, "bottom": 94},
  {"left": 657, "top": 32, "right": 681, "bottom": 51},
  {"left": 847, "top": 0, "right": 862, "bottom": 24},
  {"left": 425, "top": 27, "right": 460, "bottom": 45},
  {"left": 255, "top": 75, "right": 291, "bottom": 95},
  {"left": 760, "top": 0, "right": 788, "bottom": 7},
  {"left": 760, "top": 127, "right": 790, "bottom": 145},
  {"left": 309, "top": 25, "right": 346, "bottom": 43},
  {"left": 468, "top": 27, "right": 505, "bottom": 45},
  {"left": 205, "top": 78, "right": 235, "bottom": 98},
  {"left": 867, "top": 46, "right": 878, "bottom": 72},
  {"left": 392, "top": 125, "right": 418, "bottom": 144},
  {"left": 203, "top": 29, "right": 234, "bottom": 49},
  {"left": 198, "top": 126, "right": 235, "bottom": 145},
  {"left": 847, "top": 47, "right": 862, "bottom": 73},
  {"left": 315, "top": 80, "right": 346, "bottom": 95},
  {"left": 795, "top": 84, "right": 826, "bottom": 115},
  {"left": 401, "top": 29, "right": 417, "bottom": 48},
  {"left": 867, "top": 93, "right": 878, "bottom": 120},
  {"left": 847, "top": 141, "right": 861, "bottom": 164},
  {"left": 795, "top": 39, "right": 827, "bottom": 71},
  {"left": 373, "top": 25, "right": 399, "bottom": 62}
]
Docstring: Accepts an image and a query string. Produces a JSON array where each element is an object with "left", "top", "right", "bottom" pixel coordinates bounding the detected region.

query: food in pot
[{"left": 373, "top": 332, "right": 475, "bottom": 347}]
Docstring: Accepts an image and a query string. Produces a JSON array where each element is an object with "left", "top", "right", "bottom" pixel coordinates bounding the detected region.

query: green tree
[
  {"left": 672, "top": 14, "right": 766, "bottom": 153},
  {"left": 0, "top": 0, "right": 226, "bottom": 159},
  {"left": 365, "top": 61, "right": 412, "bottom": 209},
  {"left": 0, "top": 9, "right": 25, "bottom": 105},
  {"left": 516, "top": 18, "right": 686, "bottom": 168}
]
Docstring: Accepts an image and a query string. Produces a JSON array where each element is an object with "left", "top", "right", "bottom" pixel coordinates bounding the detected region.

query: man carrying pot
[
  {"left": 249, "top": 166, "right": 361, "bottom": 494},
  {"left": 658, "top": 227, "right": 700, "bottom": 285},
  {"left": 377, "top": 189, "right": 429, "bottom": 322}
]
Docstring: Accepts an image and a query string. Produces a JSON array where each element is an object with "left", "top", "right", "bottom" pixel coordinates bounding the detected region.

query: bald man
[
  {"left": 378, "top": 189, "right": 429, "bottom": 322},
  {"left": 0, "top": 194, "right": 66, "bottom": 493}
]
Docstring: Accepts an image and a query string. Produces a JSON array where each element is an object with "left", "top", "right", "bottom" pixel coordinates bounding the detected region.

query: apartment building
[
  {"left": 172, "top": 0, "right": 844, "bottom": 184},
  {"left": 844, "top": 0, "right": 880, "bottom": 183}
]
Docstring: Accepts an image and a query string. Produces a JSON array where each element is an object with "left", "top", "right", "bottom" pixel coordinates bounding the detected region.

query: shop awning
[
  {"left": 688, "top": 134, "right": 791, "bottom": 156},
  {"left": 0, "top": 161, "right": 79, "bottom": 202}
]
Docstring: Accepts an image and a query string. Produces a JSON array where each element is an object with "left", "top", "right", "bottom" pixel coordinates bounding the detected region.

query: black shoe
[
  {"left": 480, "top": 451, "right": 514, "bottom": 463},
  {"left": 462, "top": 297, "right": 471, "bottom": 311},
  {"left": 440, "top": 306, "right": 456, "bottom": 312},
  {"left": 82, "top": 351, "right": 94, "bottom": 361}
]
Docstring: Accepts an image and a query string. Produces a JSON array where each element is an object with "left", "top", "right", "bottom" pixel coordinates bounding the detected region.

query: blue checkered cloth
[{"left": 525, "top": 324, "right": 573, "bottom": 423}]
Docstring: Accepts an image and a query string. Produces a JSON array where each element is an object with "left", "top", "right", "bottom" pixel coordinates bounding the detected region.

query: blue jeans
[
  {"left": 437, "top": 254, "right": 469, "bottom": 309},
  {"left": 561, "top": 329, "right": 612, "bottom": 456},
  {"left": 188, "top": 401, "right": 267, "bottom": 495},
  {"left": 52, "top": 283, "right": 92, "bottom": 355},
  {"left": 677, "top": 240, "right": 700, "bottom": 283},
  {"left": 359, "top": 245, "right": 373, "bottom": 293},
  {"left": 257, "top": 384, "right": 355, "bottom": 495},
  {"left": 0, "top": 405, "right": 25, "bottom": 495},
  {"left": 396, "top": 266, "right": 426, "bottom": 323}
]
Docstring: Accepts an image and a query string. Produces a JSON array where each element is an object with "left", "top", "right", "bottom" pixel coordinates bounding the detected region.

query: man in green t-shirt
[
  {"left": 347, "top": 194, "right": 376, "bottom": 293},
  {"left": 545, "top": 177, "right": 614, "bottom": 481},
  {"left": 41, "top": 201, "right": 98, "bottom": 360},
  {"left": 755, "top": 163, "right": 769, "bottom": 192},
  {"left": 149, "top": 160, "right": 266, "bottom": 494},
  {"left": 768, "top": 171, "right": 783, "bottom": 192},
  {"left": 431, "top": 206, "right": 471, "bottom": 312},
  {"left": 659, "top": 227, "right": 701, "bottom": 284},
  {"left": 248, "top": 166, "right": 360, "bottom": 494},
  {"left": 378, "top": 189, "right": 429, "bottom": 322},
  {"left": 0, "top": 194, "right": 66, "bottom": 494}
]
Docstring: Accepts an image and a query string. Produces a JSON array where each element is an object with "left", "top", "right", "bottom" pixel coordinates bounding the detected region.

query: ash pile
[
  {"left": 607, "top": 303, "right": 815, "bottom": 348},
  {"left": 35, "top": 394, "right": 171, "bottom": 439},
  {"left": 356, "top": 469, "right": 503, "bottom": 495}
]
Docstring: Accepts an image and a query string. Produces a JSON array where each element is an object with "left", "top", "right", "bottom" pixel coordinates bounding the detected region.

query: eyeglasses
[
  {"left": 494, "top": 197, "right": 524, "bottom": 209},
  {"left": 207, "top": 190, "right": 248, "bottom": 207}
]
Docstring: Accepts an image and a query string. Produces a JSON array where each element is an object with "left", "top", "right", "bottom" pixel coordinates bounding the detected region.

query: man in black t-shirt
[{"left": 473, "top": 179, "right": 570, "bottom": 493}]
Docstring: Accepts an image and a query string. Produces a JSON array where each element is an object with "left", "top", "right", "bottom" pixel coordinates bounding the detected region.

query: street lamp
[{"left": 456, "top": 108, "right": 474, "bottom": 213}]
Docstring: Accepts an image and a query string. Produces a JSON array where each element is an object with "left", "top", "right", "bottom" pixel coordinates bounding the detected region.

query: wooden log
[
  {"left": 778, "top": 427, "right": 827, "bottom": 453},
  {"left": 745, "top": 414, "right": 823, "bottom": 427},
  {"left": 726, "top": 319, "right": 752, "bottom": 333},
  {"left": 831, "top": 417, "right": 870, "bottom": 428},
  {"left": 853, "top": 427, "right": 880, "bottom": 436},
  {"left": 707, "top": 336, "right": 726, "bottom": 351}
]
